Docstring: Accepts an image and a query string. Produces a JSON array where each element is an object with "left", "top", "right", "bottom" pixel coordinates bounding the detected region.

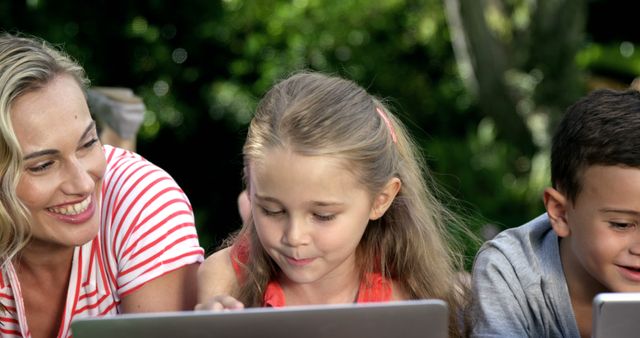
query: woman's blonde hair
[
  {"left": 230, "top": 72, "right": 469, "bottom": 337},
  {"left": 0, "top": 33, "right": 89, "bottom": 265}
]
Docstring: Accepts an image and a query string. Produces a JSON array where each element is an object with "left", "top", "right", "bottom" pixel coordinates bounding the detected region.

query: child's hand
[{"left": 194, "top": 295, "right": 245, "bottom": 311}]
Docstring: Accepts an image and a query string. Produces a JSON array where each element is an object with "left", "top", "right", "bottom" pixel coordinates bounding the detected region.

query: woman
[{"left": 0, "top": 33, "right": 203, "bottom": 337}]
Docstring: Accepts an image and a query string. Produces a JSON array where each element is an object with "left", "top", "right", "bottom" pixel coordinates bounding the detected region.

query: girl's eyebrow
[
  {"left": 253, "top": 193, "right": 343, "bottom": 207},
  {"left": 311, "top": 201, "right": 344, "bottom": 207},
  {"left": 23, "top": 121, "right": 96, "bottom": 161},
  {"left": 253, "top": 193, "right": 278, "bottom": 203}
]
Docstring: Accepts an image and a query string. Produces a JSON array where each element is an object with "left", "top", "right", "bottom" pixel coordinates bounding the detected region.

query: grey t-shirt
[{"left": 470, "top": 214, "right": 580, "bottom": 338}]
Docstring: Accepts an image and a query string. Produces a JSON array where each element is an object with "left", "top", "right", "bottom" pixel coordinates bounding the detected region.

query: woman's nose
[{"left": 61, "top": 158, "right": 95, "bottom": 195}]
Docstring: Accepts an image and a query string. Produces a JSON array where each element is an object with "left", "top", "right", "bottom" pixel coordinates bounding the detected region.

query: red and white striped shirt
[{"left": 0, "top": 145, "right": 204, "bottom": 337}]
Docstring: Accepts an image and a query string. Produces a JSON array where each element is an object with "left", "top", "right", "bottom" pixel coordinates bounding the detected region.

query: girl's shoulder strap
[
  {"left": 356, "top": 272, "right": 393, "bottom": 302},
  {"left": 229, "top": 239, "right": 249, "bottom": 281},
  {"left": 263, "top": 280, "right": 286, "bottom": 307}
]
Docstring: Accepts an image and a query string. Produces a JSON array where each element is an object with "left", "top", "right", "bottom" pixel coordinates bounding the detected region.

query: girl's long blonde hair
[
  {"left": 230, "top": 72, "right": 469, "bottom": 337},
  {"left": 0, "top": 33, "right": 89, "bottom": 266}
]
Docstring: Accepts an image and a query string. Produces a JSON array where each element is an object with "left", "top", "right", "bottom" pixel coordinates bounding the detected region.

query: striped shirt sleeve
[{"left": 100, "top": 145, "right": 204, "bottom": 296}]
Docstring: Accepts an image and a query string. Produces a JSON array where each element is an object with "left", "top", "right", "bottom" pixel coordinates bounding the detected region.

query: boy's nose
[{"left": 629, "top": 238, "right": 640, "bottom": 256}]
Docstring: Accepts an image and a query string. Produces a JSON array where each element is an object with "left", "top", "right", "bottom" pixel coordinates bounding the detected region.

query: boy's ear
[
  {"left": 370, "top": 177, "right": 402, "bottom": 220},
  {"left": 543, "top": 187, "right": 571, "bottom": 237}
]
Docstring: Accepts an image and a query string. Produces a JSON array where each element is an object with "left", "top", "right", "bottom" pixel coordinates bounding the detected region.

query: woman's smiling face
[{"left": 11, "top": 74, "right": 106, "bottom": 250}]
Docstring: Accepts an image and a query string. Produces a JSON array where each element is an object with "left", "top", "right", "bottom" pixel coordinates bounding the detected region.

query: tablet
[
  {"left": 71, "top": 299, "right": 448, "bottom": 338},
  {"left": 592, "top": 292, "right": 640, "bottom": 338}
]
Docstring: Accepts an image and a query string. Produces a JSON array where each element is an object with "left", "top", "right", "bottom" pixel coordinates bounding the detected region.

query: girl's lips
[{"left": 285, "top": 256, "right": 316, "bottom": 267}]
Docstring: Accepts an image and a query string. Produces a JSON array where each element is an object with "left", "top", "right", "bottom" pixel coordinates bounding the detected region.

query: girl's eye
[
  {"left": 261, "top": 207, "right": 284, "bottom": 217},
  {"left": 28, "top": 161, "right": 54, "bottom": 173},
  {"left": 314, "top": 214, "right": 336, "bottom": 222}
]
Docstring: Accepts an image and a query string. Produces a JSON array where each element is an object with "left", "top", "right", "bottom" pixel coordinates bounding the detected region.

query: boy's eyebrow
[
  {"left": 599, "top": 208, "right": 640, "bottom": 216},
  {"left": 23, "top": 121, "right": 96, "bottom": 161}
]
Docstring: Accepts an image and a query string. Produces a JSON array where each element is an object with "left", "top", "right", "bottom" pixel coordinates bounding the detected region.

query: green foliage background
[{"left": 3, "top": 0, "right": 638, "bottom": 261}]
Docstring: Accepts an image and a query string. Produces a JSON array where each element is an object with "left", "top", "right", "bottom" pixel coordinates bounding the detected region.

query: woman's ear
[
  {"left": 543, "top": 187, "right": 570, "bottom": 237},
  {"left": 369, "top": 177, "right": 402, "bottom": 220}
]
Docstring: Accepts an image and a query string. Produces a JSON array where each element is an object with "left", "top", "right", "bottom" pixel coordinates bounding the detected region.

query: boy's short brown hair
[{"left": 551, "top": 89, "right": 640, "bottom": 202}]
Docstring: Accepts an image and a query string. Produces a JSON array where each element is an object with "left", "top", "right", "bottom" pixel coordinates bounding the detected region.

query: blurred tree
[
  {"left": 446, "top": 0, "right": 586, "bottom": 147},
  {"left": 441, "top": 0, "right": 588, "bottom": 234},
  {"left": 3, "top": 0, "right": 635, "bottom": 260}
]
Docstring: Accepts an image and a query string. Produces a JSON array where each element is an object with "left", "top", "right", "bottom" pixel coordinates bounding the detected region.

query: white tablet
[
  {"left": 71, "top": 299, "right": 448, "bottom": 338},
  {"left": 592, "top": 292, "right": 640, "bottom": 338}
]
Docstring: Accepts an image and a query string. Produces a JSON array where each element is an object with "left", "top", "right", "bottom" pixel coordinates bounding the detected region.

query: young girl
[{"left": 197, "top": 72, "right": 468, "bottom": 337}]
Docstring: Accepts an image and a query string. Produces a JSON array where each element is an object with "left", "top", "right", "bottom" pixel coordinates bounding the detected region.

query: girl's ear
[
  {"left": 369, "top": 177, "right": 402, "bottom": 220},
  {"left": 543, "top": 187, "right": 570, "bottom": 237},
  {"left": 238, "top": 190, "right": 251, "bottom": 225}
]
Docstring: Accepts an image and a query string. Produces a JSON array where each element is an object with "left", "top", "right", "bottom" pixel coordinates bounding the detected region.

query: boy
[{"left": 471, "top": 89, "right": 640, "bottom": 338}]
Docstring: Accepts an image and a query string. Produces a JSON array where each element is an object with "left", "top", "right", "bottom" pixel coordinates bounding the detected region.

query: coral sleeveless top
[{"left": 230, "top": 242, "right": 392, "bottom": 307}]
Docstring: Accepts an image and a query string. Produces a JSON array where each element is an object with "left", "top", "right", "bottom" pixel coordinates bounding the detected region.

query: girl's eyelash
[
  {"left": 315, "top": 214, "right": 335, "bottom": 221},
  {"left": 261, "top": 207, "right": 283, "bottom": 216},
  {"left": 258, "top": 205, "right": 335, "bottom": 221}
]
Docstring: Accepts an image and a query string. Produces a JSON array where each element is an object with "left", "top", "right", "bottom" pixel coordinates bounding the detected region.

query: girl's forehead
[
  {"left": 250, "top": 148, "right": 353, "bottom": 175},
  {"left": 250, "top": 149, "right": 365, "bottom": 191}
]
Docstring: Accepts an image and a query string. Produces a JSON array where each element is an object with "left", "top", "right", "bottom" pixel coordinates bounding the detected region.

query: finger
[{"left": 218, "top": 296, "right": 244, "bottom": 310}]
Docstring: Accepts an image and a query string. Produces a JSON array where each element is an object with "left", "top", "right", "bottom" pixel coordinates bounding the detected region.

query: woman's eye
[
  {"left": 82, "top": 138, "right": 99, "bottom": 149},
  {"left": 28, "top": 161, "right": 53, "bottom": 173}
]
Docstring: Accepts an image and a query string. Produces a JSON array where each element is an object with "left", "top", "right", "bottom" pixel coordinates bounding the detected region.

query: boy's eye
[{"left": 609, "top": 222, "right": 635, "bottom": 230}]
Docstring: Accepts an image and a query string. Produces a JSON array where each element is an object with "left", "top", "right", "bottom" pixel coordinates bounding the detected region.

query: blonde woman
[{"left": 0, "top": 33, "right": 204, "bottom": 337}]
